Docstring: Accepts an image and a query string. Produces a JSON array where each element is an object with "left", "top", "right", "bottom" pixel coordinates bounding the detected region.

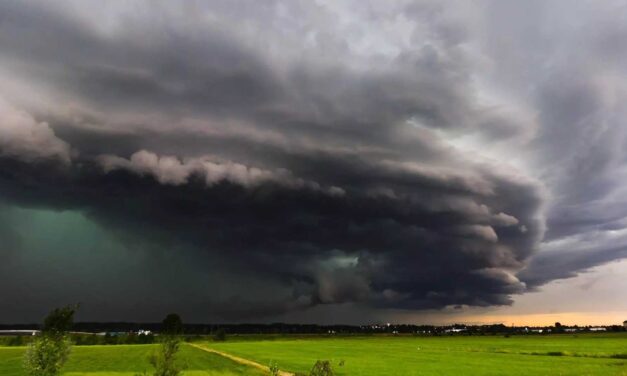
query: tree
[
  {"left": 150, "top": 314, "right": 184, "bottom": 376},
  {"left": 43, "top": 306, "right": 76, "bottom": 335},
  {"left": 23, "top": 305, "right": 77, "bottom": 376},
  {"left": 161, "top": 314, "right": 183, "bottom": 336}
]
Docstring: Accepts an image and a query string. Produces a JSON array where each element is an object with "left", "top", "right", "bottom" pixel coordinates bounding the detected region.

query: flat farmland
[
  {"left": 200, "top": 333, "right": 627, "bottom": 375},
  {"left": 1, "top": 334, "right": 626, "bottom": 375},
  {"left": 0, "top": 344, "right": 265, "bottom": 376}
]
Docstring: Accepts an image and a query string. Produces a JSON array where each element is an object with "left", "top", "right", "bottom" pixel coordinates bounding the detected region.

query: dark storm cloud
[
  {"left": 0, "top": 0, "right": 625, "bottom": 321},
  {"left": 0, "top": 204, "right": 22, "bottom": 261},
  {"left": 485, "top": 1, "right": 627, "bottom": 287},
  {"left": 0, "top": 145, "right": 543, "bottom": 316}
]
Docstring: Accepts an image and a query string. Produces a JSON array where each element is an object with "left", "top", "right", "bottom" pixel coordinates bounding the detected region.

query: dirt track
[{"left": 188, "top": 342, "right": 295, "bottom": 376}]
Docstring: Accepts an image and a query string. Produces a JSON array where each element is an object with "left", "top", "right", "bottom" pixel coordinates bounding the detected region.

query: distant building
[
  {"left": 589, "top": 327, "right": 606, "bottom": 332},
  {"left": 444, "top": 328, "right": 466, "bottom": 333},
  {"left": 623, "top": 320, "right": 627, "bottom": 328}
]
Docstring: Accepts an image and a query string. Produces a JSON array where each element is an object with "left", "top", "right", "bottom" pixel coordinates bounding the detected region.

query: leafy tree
[
  {"left": 150, "top": 314, "right": 184, "bottom": 376},
  {"left": 161, "top": 314, "right": 183, "bottom": 336},
  {"left": 309, "top": 360, "right": 334, "bottom": 376},
  {"left": 43, "top": 306, "right": 76, "bottom": 335},
  {"left": 23, "top": 305, "right": 77, "bottom": 376}
]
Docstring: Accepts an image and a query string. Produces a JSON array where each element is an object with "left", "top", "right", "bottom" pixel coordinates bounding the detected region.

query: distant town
[{"left": 1, "top": 321, "right": 625, "bottom": 339}]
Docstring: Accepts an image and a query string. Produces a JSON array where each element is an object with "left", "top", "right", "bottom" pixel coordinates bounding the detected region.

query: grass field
[
  {"left": 0, "top": 344, "right": 265, "bottom": 376},
  {"left": 1, "top": 334, "right": 626, "bottom": 375},
  {"left": 201, "top": 333, "right": 627, "bottom": 375}
]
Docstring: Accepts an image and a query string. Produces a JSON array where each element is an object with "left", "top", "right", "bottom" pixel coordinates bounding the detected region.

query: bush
[
  {"left": 150, "top": 336, "right": 183, "bottom": 376},
  {"left": 269, "top": 360, "right": 280, "bottom": 376},
  {"left": 23, "top": 305, "right": 77, "bottom": 376},
  {"left": 23, "top": 335, "right": 72, "bottom": 376},
  {"left": 309, "top": 360, "right": 334, "bottom": 376}
]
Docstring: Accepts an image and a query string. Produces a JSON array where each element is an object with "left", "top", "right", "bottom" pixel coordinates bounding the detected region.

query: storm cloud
[{"left": 0, "top": 0, "right": 625, "bottom": 322}]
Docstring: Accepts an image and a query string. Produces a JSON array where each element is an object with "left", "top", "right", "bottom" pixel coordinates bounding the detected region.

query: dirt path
[{"left": 188, "top": 343, "right": 295, "bottom": 376}]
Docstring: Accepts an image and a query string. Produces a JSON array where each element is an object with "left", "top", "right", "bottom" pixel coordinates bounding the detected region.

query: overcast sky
[{"left": 1, "top": 0, "right": 627, "bottom": 324}]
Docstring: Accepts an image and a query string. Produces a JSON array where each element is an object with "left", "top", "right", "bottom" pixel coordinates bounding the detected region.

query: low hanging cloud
[
  {"left": 0, "top": 98, "right": 71, "bottom": 164},
  {"left": 98, "top": 150, "right": 344, "bottom": 194},
  {"left": 0, "top": 0, "right": 625, "bottom": 321}
]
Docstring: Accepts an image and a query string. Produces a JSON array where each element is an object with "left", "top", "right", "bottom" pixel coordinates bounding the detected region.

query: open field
[
  {"left": 201, "top": 333, "right": 627, "bottom": 375},
  {"left": 1, "top": 334, "right": 626, "bottom": 375},
  {"left": 0, "top": 344, "right": 265, "bottom": 376}
]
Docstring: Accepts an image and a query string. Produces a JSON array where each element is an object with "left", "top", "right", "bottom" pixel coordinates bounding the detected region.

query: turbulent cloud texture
[{"left": 0, "top": 0, "right": 625, "bottom": 321}]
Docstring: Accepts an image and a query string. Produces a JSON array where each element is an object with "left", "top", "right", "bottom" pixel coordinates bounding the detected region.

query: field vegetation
[
  {"left": 0, "top": 344, "right": 265, "bottom": 376},
  {"left": 202, "top": 333, "right": 627, "bottom": 375},
  {"left": 1, "top": 333, "right": 626, "bottom": 375}
]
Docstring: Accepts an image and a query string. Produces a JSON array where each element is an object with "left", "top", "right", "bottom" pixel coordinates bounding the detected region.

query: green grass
[
  {"left": 2, "top": 334, "right": 626, "bottom": 375},
  {"left": 201, "top": 333, "right": 627, "bottom": 375},
  {"left": 0, "top": 344, "right": 266, "bottom": 376}
]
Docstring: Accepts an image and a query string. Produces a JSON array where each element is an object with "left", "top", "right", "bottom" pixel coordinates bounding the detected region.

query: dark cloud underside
[{"left": 0, "top": 0, "right": 625, "bottom": 321}]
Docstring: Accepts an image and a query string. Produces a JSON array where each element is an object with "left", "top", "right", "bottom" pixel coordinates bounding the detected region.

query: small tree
[
  {"left": 162, "top": 314, "right": 183, "bottom": 336},
  {"left": 310, "top": 360, "right": 334, "bottom": 376},
  {"left": 150, "top": 314, "right": 184, "bottom": 376},
  {"left": 23, "top": 305, "right": 77, "bottom": 376}
]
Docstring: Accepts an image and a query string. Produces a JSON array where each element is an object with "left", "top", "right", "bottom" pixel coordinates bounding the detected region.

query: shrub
[
  {"left": 150, "top": 336, "right": 183, "bottom": 376},
  {"left": 23, "top": 305, "right": 77, "bottom": 376},
  {"left": 309, "top": 360, "right": 334, "bottom": 376},
  {"left": 269, "top": 360, "right": 280, "bottom": 376},
  {"left": 24, "top": 336, "right": 72, "bottom": 376}
]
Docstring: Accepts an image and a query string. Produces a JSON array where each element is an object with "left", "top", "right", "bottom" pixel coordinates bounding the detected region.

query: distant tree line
[{"left": 2, "top": 322, "right": 624, "bottom": 348}]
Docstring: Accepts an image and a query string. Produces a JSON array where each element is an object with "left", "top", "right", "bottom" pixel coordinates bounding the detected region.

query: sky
[{"left": 1, "top": 0, "right": 627, "bottom": 325}]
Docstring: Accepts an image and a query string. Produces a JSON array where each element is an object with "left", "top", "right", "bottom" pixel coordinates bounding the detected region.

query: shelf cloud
[{"left": 0, "top": 0, "right": 626, "bottom": 321}]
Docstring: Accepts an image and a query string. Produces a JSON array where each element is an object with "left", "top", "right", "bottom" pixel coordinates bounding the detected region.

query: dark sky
[{"left": 1, "top": 0, "right": 627, "bottom": 324}]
